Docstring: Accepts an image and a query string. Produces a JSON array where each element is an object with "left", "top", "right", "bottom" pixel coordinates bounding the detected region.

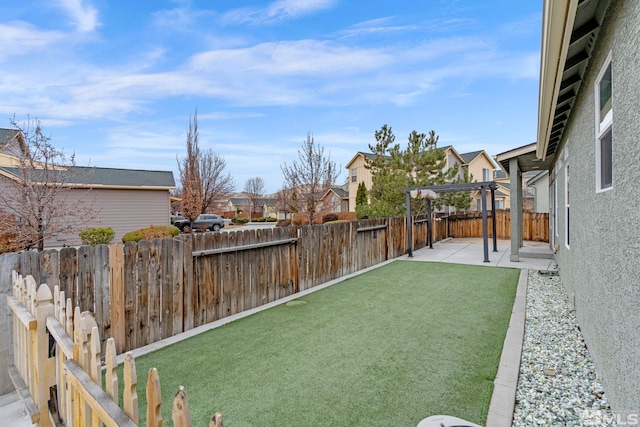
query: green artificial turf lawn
[{"left": 132, "top": 261, "right": 519, "bottom": 427}]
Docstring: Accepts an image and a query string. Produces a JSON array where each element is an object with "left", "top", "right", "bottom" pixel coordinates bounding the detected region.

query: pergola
[{"left": 405, "top": 181, "right": 498, "bottom": 262}]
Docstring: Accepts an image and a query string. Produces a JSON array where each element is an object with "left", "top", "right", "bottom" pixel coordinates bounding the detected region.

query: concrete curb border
[{"left": 485, "top": 268, "right": 528, "bottom": 426}]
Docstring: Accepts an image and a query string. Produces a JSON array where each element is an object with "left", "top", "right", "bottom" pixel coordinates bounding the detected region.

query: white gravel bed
[{"left": 512, "top": 270, "right": 615, "bottom": 426}]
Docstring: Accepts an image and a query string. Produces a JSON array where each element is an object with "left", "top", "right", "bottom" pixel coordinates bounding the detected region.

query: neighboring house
[
  {"left": 345, "top": 152, "right": 377, "bottom": 212},
  {"left": 526, "top": 170, "right": 550, "bottom": 213},
  {"left": 320, "top": 184, "right": 349, "bottom": 213},
  {"left": 0, "top": 160, "right": 175, "bottom": 247},
  {"left": 460, "top": 150, "right": 496, "bottom": 183},
  {"left": 497, "top": 0, "right": 639, "bottom": 413},
  {"left": 459, "top": 150, "right": 508, "bottom": 211},
  {"left": 345, "top": 146, "right": 465, "bottom": 212},
  {"left": 225, "top": 193, "right": 278, "bottom": 218}
]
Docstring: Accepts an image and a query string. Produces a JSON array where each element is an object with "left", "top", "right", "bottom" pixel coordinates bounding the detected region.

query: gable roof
[
  {"left": 345, "top": 151, "right": 387, "bottom": 169},
  {"left": 0, "top": 128, "right": 26, "bottom": 157},
  {"left": 0, "top": 165, "right": 175, "bottom": 189},
  {"left": 460, "top": 150, "right": 483, "bottom": 164},
  {"left": 459, "top": 150, "right": 499, "bottom": 169}
]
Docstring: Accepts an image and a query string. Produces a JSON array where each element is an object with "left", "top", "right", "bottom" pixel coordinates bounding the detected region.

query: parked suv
[{"left": 174, "top": 214, "right": 225, "bottom": 233}]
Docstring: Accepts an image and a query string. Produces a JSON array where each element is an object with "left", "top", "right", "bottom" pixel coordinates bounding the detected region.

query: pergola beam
[{"left": 405, "top": 181, "right": 497, "bottom": 262}]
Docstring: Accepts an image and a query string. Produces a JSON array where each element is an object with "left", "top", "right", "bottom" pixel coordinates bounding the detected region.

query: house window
[
  {"left": 351, "top": 168, "right": 357, "bottom": 183},
  {"left": 495, "top": 200, "right": 503, "bottom": 210},
  {"left": 482, "top": 168, "right": 490, "bottom": 182},
  {"left": 595, "top": 53, "right": 613, "bottom": 191}
]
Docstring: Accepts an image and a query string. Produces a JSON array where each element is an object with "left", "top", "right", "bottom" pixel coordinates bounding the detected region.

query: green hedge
[
  {"left": 79, "top": 227, "right": 115, "bottom": 246},
  {"left": 266, "top": 217, "right": 277, "bottom": 222},
  {"left": 122, "top": 225, "right": 180, "bottom": 243},
  {"left": 231, "top": 218, "right": 249, "bottom": 224}
]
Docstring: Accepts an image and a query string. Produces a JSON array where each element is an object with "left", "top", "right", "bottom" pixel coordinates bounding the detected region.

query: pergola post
[
  {"left": 481, "top": 184, "right": 490, "bottom": 263},
  {"left": 491, "top": 186, "right": 497, "bottom": 252},
  {"left": 427, "top": 199, "right": 433, "bottom": 249},
  {"left": 406, "top": 191, "right": 413, "bottom": 257}
]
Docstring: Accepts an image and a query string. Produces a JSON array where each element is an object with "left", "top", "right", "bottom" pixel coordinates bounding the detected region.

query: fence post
[{"left": 34, "top": 281, "right": 55, "bottom": 427}]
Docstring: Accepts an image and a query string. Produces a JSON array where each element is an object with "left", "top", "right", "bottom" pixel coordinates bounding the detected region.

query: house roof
[
  {"left": 460, "top": 150, "right": 483, "bottom": 164},
  {"left": 0, "top": 128, "right": 26, "bottom": 157},
  {"left": 0, "top": 165, "right": 175, "bottom": 189},
  {"left": 537, "top": 0, "right": 612, "bottom": 161},
  {"left": 459, "top": 150, "right": 499, "bottom": 169},
  {"left": 526, "top": 170, "right": 550, "bottom": 186},
  {"left": 0, "top": 128, "right": 20, "bottom": 145},
  {"left": 345, "top": 151, "right": 388, "bottom": 169}
]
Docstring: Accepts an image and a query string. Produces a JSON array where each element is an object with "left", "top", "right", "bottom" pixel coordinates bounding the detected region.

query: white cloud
[
  {"left": 223, "top": 0, "right": 336, "bottom": 25},
  {"left": 0, "top": 22, "right": 65, "bottom": 61},
  {"left": 55, "top": 0, "right": 99, "bottom": 32}
]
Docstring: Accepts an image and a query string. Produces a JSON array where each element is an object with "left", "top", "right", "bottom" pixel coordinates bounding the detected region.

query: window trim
[{"left": 595, "top": 51, "right": 613, "bottom": 193}]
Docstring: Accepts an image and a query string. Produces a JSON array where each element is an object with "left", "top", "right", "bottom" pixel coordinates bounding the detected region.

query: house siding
[
  {"left": 346, "top": 154, "right": 373, "bottom": 211},
  {"left": 551, "top": 0, "right": 640, "bottom": 413},
  {"left": 49, "top": 188, "right": 171, "bottom": 247}
]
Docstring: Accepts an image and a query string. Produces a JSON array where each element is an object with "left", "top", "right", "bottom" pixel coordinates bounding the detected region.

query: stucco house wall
[{"left": 550, "top": 0, "right": 639, "bottom": 413}]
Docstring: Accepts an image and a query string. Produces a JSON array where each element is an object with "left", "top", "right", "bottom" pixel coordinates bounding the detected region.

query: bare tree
[
  {"left": 0, "top": 116, "right": 97, "bottom": 251},
  {"left": 274, "top": 185, "right": 296, "bottom": 220},
  {"left": 281, "top": 133, "right": 340, "bottom": 225},
  {"left": 200, "top": 149, "right": 235, "bottom": 213},
  {"left": 244, "top": 177, "right": 265, "bottom": 221},
  {"left": 177, "top": 110, "right": 203, "bottom": 227},
  {"left": 177, "top": 109, "right": 235, "bottom": 226}
]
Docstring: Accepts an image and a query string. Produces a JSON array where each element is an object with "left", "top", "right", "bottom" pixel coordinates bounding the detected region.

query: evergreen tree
[
  {"left": 361, "top": 125, "right": 460, "bottom": 218},
  {"left": 355, "top": 182, "right": 368, "bottom": 207}
]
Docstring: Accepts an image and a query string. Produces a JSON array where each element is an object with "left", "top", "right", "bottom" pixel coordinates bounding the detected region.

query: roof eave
[{"left": 537, "top": 0, "right": 579, "bottom": 160}]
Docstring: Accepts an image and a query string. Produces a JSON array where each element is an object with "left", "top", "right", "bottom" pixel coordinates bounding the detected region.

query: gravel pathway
[{"left": 512, "top": 271, "right": 616, "bottom": 426}]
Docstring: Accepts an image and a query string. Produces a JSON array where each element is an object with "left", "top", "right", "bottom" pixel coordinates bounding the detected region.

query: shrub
[
  {"left": 231, "top": 217, "right": 249, "bottom": 224},
  {"left": 266, "top": 217, "right": 277, "bottom": 222},
  {"left": 122, "top": 225, "right": 179, "bottom": 243},
  {"left": 256, "top": 217, "right": 266, "bottom": 222},
  {"left": 276, "top": 219, "right": 291, "bottom": 227},
  {"left": 79, "top": 227, "right": 115, "bottom": 247},
  {"left": 322, "top": 213, "right": 339, "bottom": 223}
]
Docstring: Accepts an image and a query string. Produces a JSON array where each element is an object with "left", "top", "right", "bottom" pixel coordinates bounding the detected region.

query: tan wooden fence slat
[
  {"left": 146, "top": 368, "right": 162, "bottom": 427},
  {"left": 172, "top": 386, "right": 192, "bottom": 427},
  {"left": 34, "top": 283, "right": 55, "bottom": 427},
  {"left": 210, "top": 413, "right": 224, "bottom": 427},
  {"left": 105, "top": 338, "right": 118, "bottom": 402},
  {"left": 123, "top": 352, "right": 138, "bottom": 424}
]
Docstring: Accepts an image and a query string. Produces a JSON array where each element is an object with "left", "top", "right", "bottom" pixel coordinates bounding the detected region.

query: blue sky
[{"left": 0, "top": 0, "right": 542, "bottom": 194}]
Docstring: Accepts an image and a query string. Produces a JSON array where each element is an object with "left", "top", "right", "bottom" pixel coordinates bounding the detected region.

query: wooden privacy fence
[
  {"left": 5, "top": 220, "right": 416, "bottom": 356},
  {"left": 440, "top": 210, "right": 549, "bottom": 242},
  {"left": 3, "top": 212, "right": 547, "bottom": 360},
  {"left": 7, "top": 271, "right": 224, "bottom": 427}
]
